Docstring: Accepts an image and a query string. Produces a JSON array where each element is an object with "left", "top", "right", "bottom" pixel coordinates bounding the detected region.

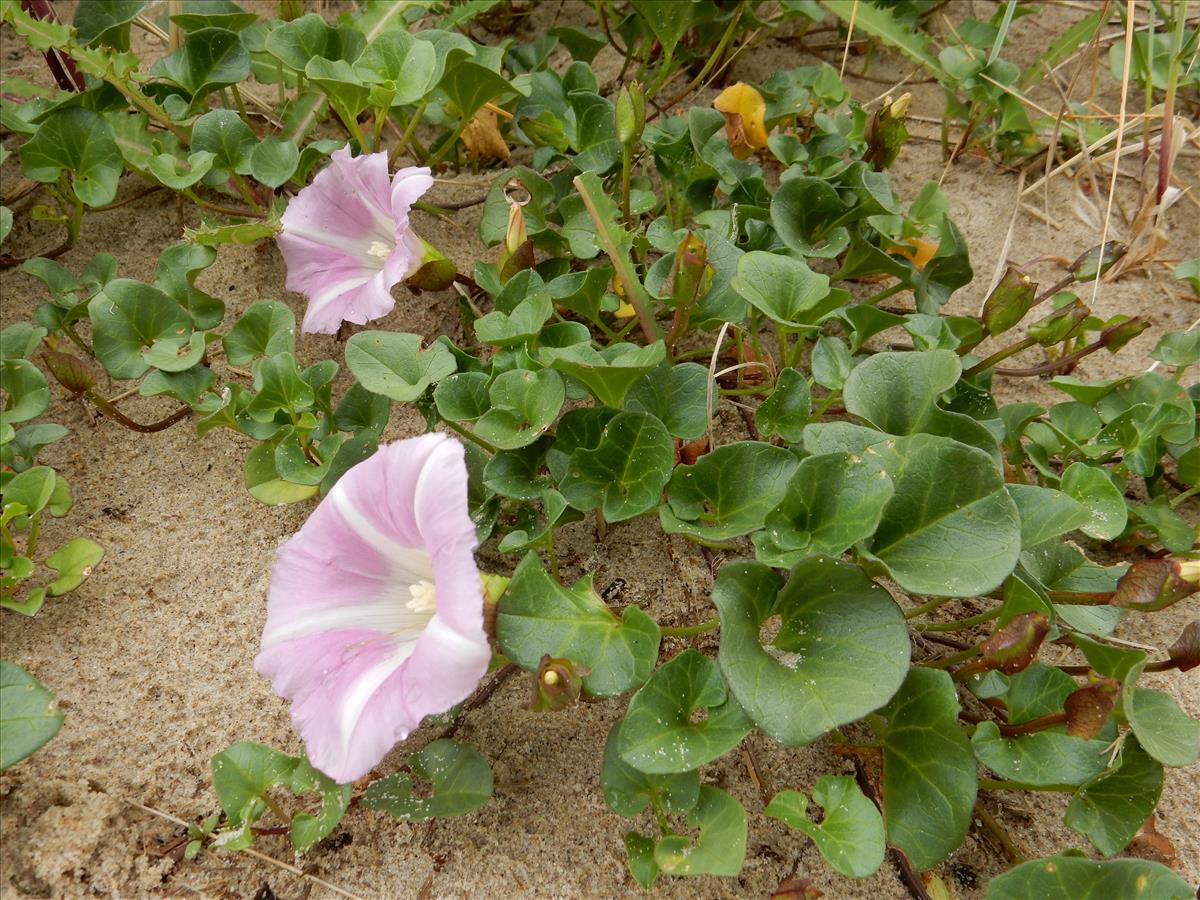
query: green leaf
[
  {"left": 150, "top": 27, "right": 250, "bottom": 108},
  {"left": 0, "top": 323, "right": 45, "bottom": 362},
  {"left": 654, "top": 786, "right": 746, "bottom": 877},
  {"left": 1065, "top": 736, "right": 1162, "bottom": 856},
  {"left": 1127, "top": 688, "right": 1200, "bottom": 767},
  {"left": 360, "top": 740, "right": 492, "bottom": 821},
  {"left": 249, "top": 137, "right": 299, "bottom": 188},
  {"left": 765, "top": 777, "right": 885, "bottom": 878},
  {"left": 821, "top": 1, "right": 944, "bottom": 76},
  {"left": 630, "top": 0, "right": 692, "bottom": 61},
  {"left": 624, "top": 362, "right": 714, "bottom": 441},
  {"left": 142, "top": 331, "right": 206, "bottom": 372},
  {"left": 287, "top": 758, "right": 351, "bottom": 854},
  {"left": 880, "top": 668, "right": 976, "bottom": 870},
  {"left": 1060, "top": 462, "right": 1127, "bottom": 540},
  {"left": 971, "top": 722, "right": 1110, "bottom": 787},
  {"left": 754, "top": 451, "right": 894, "bottom": 568},
  {"left": 1, "top": 423, "right": 68, "bottom": 471},
  {"left": 661, "top": 442, "right": 799, "bottom": 541},
  {"left": 438, "top": 56, "right": 511, "bottom": 121},
  {"left": 1001, "top": 662, "right": 1077, "bottom": 724},
  {"left": 713, "top": 559, "right": 908, "bottom": 746},
  {"left": 244, "top": 441, "right": 319, "bottom": 505},
  {"left": 247, "top": 352, "right": 312, "bottom": 421},
  {"left": 1006, "top": 484, "right": 1089, "bottom": 548},
  {"left": 732, "top": 251, "right": 837, "bottom": 328},
  {"left": 624, "top": 832, "right": 659, "bottom": 889},
  {"left": 538, "top": 341, "right": 666, "bottom": 409},
  {"left": 601, "top": 721, "right": 699, "bottom": 817},
  {"left": 618, "top": 649, "right": 751, "bottom": 774},
  {"left": 985, "top": 855, "right": 1193, "bottom": 900},
  {"left": 304, "top": 57, "right": 370, "bottom": 120},
  {"left": 140, "top": 365, "right": 216, "bottom": 405},
  {"left": 264, "top": 13, "right": 364, "bottom": 71},
  {"left": 344, "top": 332, "right": 457, "bottom": 402},
  {"left": 210, "top": 741, "right": 299, "bottom": 824},
  {"left": 73, "top": 0, "right": 147, "bottom": 50},
  {"left": 473, "top": 368, "right": 564, "bottom": 450},
  {"left": 560, "top": 411, "right": 674, "bottom": 522},
  {"left": 496, "top": 553, "right": 660, "bottom": 696},
  {"left": 146, "top": 149, "right": 216, "bottom": 189},
  {"left": 0, "top": 360, "right": 49, "bottom": 425},
  {"left": 45, "top": 537, "right": 103, "bottom": 596},
  {"left": 474, "top": 292, "right": 553, "bottom": 346},
  {"left": 354, "top": 30, "right": 438, "bottom": 105},
  {"left": 191, "top": 109, "right": 256, "bottom": 181},
  {"left": 756, "top": 368, "right": 810, "bottom": 442},
  {"left": 19, "top": 108, "right": 122, "bottom": 207},
  {"left": 867, "top": 434, "right": 1021, "bottom": 597},
  {"left": 153, "top": 242, "right": 222, "bottom": 330},
  {"left": 223, "top": 300, "right": 296, "bottom": 365},
  {"left": 3, "top": 466, "right": 56, "bottom": 516},
  {"left": 0, "top": 660, "right": 63, "bottom": 771},
  {"left": 843, "top": 349, "right": 960, "bottom": 436}
]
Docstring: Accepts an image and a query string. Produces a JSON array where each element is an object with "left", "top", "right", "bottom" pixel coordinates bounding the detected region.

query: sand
[{"left": 1, "top": 2, "right": 1198, "bottom": 898}]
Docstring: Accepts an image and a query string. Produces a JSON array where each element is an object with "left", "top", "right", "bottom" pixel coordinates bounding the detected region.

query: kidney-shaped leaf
[
  {"left": 654, "top": 786, "right": 746, "bottom": 877},
  {"left": 344, "top": 331, "right": 457, "bottom": 402},
  {"left": 88, "top": 279, "right": 193, "bottom": 379},
  {"left": 601, "top": 721, "right": 699, "bottom": 818},
  {"left": 661, "top": 442, "right": 799, "bottom": 541},
  {"left": 714, "top": 559, "right": 909, "bottom": 746},
  {"left": 1064, "top": 736, "right": 1162, "bottom": 856},
  {"left": 618, "top": 649, "right": 751, "bottom": 774},
  {"left": 985, "top": 854, "right": 1193, "bottom": 900},
  {"left": 765, "top": 776, "right": 885, "bottom": 878},
  {"left": 560, "top": 411, "right": 674, "bottom": 523},
  {"left": 360, "top": 740, "right": 492, "bottom": 821}
]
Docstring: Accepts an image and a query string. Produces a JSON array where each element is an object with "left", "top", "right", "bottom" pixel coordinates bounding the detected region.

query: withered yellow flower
[{"left": 712, "top": 82, "right": 768, "bottom": 160}]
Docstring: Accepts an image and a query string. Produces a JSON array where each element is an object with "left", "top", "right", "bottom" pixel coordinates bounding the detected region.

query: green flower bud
[{"left": 615, "top": 82, "right": 646, "bottom": 148}]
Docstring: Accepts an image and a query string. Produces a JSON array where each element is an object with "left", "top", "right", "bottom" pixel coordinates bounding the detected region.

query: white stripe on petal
[
  {"left": 337, "top": 638, "right": 419, "bottom": 759},
  {"left": 328, "top": 482, "right": 436, "bottom": 582},
  {"left": 263, "top": 596, "right": 432, "bottom": 646}
]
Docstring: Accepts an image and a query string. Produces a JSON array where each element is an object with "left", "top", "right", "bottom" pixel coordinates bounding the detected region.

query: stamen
[
  {"left": 406, "top": 579, "right": 437, "bottom": 613},
  {"left": 367, "top": 240, "right": 393, "bottom": 259}
]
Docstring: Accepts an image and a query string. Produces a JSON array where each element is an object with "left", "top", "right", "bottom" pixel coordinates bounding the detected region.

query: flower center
[
  {"left": 405, "top": 579, "right": 437, "bottom": 614},
  {"left": 367, "top": 240, "right": 393, "bottom": 260}
]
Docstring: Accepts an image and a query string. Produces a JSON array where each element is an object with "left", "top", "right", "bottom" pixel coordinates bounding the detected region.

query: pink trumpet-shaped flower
[
  {"left": 277, "top": 146, "right": 433, "bottom": 334},
  {"left": 255, "top": 434, "right": 491, "bottom": 783}
]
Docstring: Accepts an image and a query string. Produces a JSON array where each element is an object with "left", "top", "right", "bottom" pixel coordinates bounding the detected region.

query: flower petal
[{"left": 255, "top": 434, "right": 490, "bottom": 783}]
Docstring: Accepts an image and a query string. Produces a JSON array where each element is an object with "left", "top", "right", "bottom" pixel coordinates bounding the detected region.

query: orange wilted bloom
[
  {"left": 713, "top": 82, "right": 768, "bottom": 160},
  {"left": 890, "top": 236, "right": 938, "bottom": 270}
]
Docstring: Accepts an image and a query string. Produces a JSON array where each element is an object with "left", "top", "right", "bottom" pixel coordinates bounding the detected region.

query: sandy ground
[{"left": 1, "top": 2, "right": 1198, "bottom": 898}]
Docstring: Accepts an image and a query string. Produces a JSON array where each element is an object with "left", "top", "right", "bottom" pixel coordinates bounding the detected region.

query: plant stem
[
  {"left": 915, "top": 608, "right": 1001, "bottom": 633},
  {"left": 1047, "top": 590, "right": 1114, "bottom": 606},
  {"left": 620, "top": 147, "right": 632, "bottom": 226},
  {"left": 974, "top": 802, "right": 1027, "bottom": 863},
  {"left": 963, "top": 336, "right": 1037, "bottom": 378},
  {"left": 904, "top": 596, "right": 956, "bottom": 619},
  {"left": 440, "top": 419, "right": 498, "bottom": 455},
  {"left": 389, "top": 100, "right": 428, "bottom": 166},
  {"left": 921, "top": 645, "right": 980, "bottom": 669},
  {"left": 573, "top": 175, "right": 661, "bottom": 345},
  {"left": 660, "top": 615, "right": 721, "bottom": 638},
  {"left": 998, "top": 712, "right": 1067, "bottom": 737}
]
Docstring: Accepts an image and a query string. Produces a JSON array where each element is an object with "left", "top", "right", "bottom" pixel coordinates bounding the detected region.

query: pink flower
[
  {"left": 276, "top": 146, "right": 433, "bottom": 334},
  {"left": 255, "top": 434, "right": 491, "bottom": 783}
]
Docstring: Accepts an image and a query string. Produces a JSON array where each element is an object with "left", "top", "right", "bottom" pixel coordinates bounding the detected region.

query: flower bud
[
  {"left": 865, "top": 92, "right": 911, "bottom": 171},
  {"left": 1112, "top": 558, "right": 1197, "bottom": 612},
  {"left": 978, "top": 611, "right": 1050, "bottom": 675},
  {"left": 41, "top": 350, "right": 95, "bottom": 395},
  {"left": 1098, "top": 315, "right": 1149, "bottom": 353},
  {"left": 982, "top": 265, "right": 1035, "bottom": 336},
  {"left": 1166, "top": 619, "right": 1199, "bottom": 672},
  {"left": 1028, "top": 298, "right": 1088, "bottom": 346},
  {"left": 615, "top": 81, "right": 646, "bottom": 148},
  {"left": 1064, "top": 678, "right": 1120, "bottom": 739},
  {"left": 1068, "top": 241, "right": 1125, "bottom": 282}
]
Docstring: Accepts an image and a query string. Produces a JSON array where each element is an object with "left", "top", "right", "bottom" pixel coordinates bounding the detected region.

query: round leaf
[
  {"left": 0, "top": 661, "right": 63, "bottom": 771},
  {"left": 713, "top": 558, "right": 909, "bottom": 746}
]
